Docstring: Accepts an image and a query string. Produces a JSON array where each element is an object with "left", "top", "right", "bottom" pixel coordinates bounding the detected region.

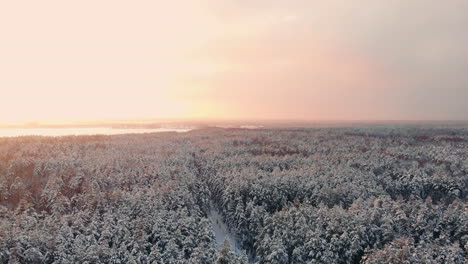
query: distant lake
[{"left": 0, "top": 127, "right": 192, "bottom": 138}]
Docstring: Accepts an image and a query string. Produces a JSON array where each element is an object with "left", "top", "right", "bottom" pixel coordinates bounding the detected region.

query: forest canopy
[{"left": 0, "top": 126, "right": 466, "bottom": 263}]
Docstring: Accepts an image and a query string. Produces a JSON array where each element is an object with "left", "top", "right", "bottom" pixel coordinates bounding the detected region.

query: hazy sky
[{"left": 1, "top": 0, "right": 467, "bottom": 122}]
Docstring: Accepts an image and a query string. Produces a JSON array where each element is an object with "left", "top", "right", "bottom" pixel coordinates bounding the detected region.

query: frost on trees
[{"left": 0, "top": 126, "right": 466, "bottom": 263}]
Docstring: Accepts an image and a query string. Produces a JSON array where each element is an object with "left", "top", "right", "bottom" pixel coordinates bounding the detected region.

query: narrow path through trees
[
  {"left": 207, "top": 201, "right": 254, "bottom": 263},
  {"left": 208, "top": 202, "right": 242, "bottom": 254}
]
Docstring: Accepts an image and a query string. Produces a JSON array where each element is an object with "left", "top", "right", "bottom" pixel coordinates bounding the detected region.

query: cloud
[
  {"left": 174, "top": 22, "right": 396, "bottom": 119},
  {"left": 1, "top": 0, "right": 467, "bottom": 120},
  {"left": 186, "top": 0, "right": 468, "bottom": 120}
]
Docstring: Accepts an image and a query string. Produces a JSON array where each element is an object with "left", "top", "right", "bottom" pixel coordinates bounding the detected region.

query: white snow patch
[
  {"left": 207, "top": 206, "right": 243, "bottom": 255},
  {"left": 207, "top": 202, "right": 255, "bottom": 263}
]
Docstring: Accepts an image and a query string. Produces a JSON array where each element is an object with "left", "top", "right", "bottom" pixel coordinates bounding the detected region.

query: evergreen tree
[{"left": 216, "top": 239, "right": 237, "bottom": 264}]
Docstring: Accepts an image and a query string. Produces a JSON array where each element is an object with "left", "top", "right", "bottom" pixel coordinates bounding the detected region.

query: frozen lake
[{"left": 0, "top": 127, "right": 191, "bottom": 137}]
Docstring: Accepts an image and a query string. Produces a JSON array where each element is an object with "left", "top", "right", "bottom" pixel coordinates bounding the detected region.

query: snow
[
  {"left": 207, "top": 202, "right": 255, "bottom": 263},
  {"left": 207, "top": 205, "right": 243, "bottom": 255}
]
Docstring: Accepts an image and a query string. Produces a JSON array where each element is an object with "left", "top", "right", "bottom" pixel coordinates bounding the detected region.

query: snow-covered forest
[{"left": 0, "top": 126, "right": 466, "bottom": 263}]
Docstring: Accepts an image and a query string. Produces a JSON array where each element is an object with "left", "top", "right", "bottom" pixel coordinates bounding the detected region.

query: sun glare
[{"left": 0, "top": 1, "right": 467, "bottom": 124}]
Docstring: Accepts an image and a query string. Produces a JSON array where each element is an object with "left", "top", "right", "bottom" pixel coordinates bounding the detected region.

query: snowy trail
[
  {"left": 207, "top": 204, "right": 243, "bottom": 255},
  {"left": 207, "top": 202, "right": 255, "bottom": 263}
]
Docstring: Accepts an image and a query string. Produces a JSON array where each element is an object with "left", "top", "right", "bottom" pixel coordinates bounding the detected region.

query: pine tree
[
  {"left": 237, "top": 250, "right": 249, "bottom": 264},
  {"left": 216, "top": 239, "right": 237, "bottom": 264},
  {"left": 265, "top": 238, "right": 288, "bottom": 264}
]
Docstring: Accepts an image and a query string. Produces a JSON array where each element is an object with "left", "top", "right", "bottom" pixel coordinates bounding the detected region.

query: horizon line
[{"left": 1, "top": 117, "right": 468, "bottom": 129}]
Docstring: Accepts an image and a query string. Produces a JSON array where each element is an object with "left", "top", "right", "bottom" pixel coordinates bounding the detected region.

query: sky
[{"left": 0, "top": 0, "right": 467, "bottom": 122}]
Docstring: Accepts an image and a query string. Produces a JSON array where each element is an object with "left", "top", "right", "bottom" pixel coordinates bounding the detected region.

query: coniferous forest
[{"left": 0, "top": 126, "right": 466, "bottom": 263}]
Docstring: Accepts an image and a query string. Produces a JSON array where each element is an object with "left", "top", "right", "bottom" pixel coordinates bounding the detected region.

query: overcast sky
[{"left": 0, "top": 0, "right": 467, "bottom": 122}]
